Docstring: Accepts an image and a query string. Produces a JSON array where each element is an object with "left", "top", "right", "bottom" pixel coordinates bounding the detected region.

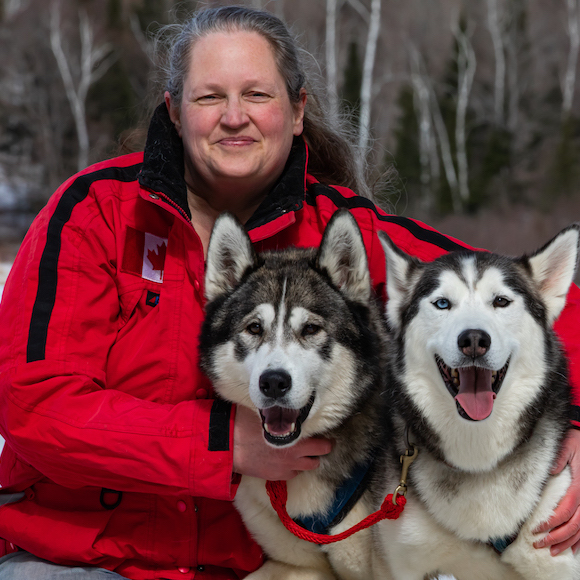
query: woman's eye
[
  {"left": 246, "top": 91, "right": 270, "bottom": 101},
  {"left": 246, "top": 322, "right": 263, "bottom": 336},
  {"left": 493, "top": 296, "right": 511, "bottom": 308},
  {"left": 433, "top": 298, "right": 451, "bottom": 310},
  {"left": 196, "top": 94, "right": 220, "bottom": 103},
  {"left": 302, "top": 323, "right": 321, "bottom": 337}
]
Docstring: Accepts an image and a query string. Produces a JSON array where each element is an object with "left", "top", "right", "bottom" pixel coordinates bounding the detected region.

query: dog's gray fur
[{"left": 199, "top": 210, "right": 388, "bottom": 580}]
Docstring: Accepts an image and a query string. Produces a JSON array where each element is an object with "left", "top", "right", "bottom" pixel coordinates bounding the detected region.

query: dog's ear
[
  {"left": 205, "top": 212, "right": 258, "bottom": 302},
  {"left": 526, "top": 223, "right": 580, "bottom": 324},
  {"left": 317, "top": 210, "right": 371, "bottom": 304},
  {"left": 378, "top": 231, "right": 422, "bottom": 330}
]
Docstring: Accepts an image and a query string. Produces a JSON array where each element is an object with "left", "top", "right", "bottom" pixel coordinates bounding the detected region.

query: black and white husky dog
[
  {"left": 373, "top": 225, "right": 580, "bottom": 580},
  {"left": 199, "top": 210, "right": 389, "bottom": 580}
]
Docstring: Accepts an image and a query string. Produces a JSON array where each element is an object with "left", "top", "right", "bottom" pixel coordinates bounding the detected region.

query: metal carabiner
[{"left": 392, "top": 444, "right": 418, "bottom": 505}]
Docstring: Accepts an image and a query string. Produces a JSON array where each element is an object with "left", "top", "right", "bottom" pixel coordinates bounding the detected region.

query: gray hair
[{"left": 157, "top": 5, "right": 374, "bottom": 199}]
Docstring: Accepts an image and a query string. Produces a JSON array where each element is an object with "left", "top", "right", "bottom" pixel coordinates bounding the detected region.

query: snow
[{"left": 0, "top": 261, "right": 11, "bottom": 455}]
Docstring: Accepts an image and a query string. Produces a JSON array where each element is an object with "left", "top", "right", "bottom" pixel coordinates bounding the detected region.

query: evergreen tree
[
  {"left": 391, "top": 85, "right": 422, "bottom": 208},
  {"left": 341, "top": 41, "right": 362, "bottom": 123}
]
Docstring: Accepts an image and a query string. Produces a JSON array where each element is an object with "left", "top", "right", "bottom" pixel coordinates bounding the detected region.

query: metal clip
[{"left": 392, "top": 445, "right": 418, "bottom": 505}]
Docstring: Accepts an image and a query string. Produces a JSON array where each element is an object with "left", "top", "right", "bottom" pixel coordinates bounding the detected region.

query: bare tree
[
  {"left": 356, "top": 0, "right": 381, "bottom": 164},
  {"left": 504, "top": 1, "right": 520, "bottom": 134},
  {"left": 563, "top": 0, "right": 580, "bottom": 117},
  {"left": 486, "top": 0, "right": 506, "bottom": 126},
  {"left": 50, "top": 0, "right": 116, "bottom": 171},
  {"left": 409, "top": 47, "right": 438, "bottom": 210},
  {"left": 453, "top": 19, "right": 476, "bottom": 206},
  {"left": 325, "top": 0, "right": 339, "bottom": 120}
]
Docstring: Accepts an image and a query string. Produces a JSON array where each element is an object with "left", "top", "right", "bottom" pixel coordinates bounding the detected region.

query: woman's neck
[{"left": 187, "top": 186, "right": 264, "bottom": 257}]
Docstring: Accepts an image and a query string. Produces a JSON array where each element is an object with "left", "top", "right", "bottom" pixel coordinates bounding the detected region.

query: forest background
[{"left": 1, "top": 0, "right": 580, "bottom": 284}]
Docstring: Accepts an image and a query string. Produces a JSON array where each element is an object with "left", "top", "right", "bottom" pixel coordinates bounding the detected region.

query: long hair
[{"left": 154, "top": 5, "right": 373, "bottom": 198}]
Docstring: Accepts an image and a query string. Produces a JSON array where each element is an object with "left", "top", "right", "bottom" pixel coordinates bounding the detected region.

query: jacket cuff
[
  {"left": 189, "top": 399, "right": 237, "bottom": 501},
  {"left": 570, "top": 405, "right": 580, "bottom": 429}
]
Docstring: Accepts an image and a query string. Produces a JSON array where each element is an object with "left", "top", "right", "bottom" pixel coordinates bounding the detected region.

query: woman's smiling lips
[{"left": 217, "top": 136, "right": 256, "bottom": 146}]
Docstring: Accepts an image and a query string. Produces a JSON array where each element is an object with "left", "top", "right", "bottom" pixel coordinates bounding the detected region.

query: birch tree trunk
[
  {"left": 326, "top": 0, "right": 339, "bottom": 120},
  {"left": 454, "top": 22, "right": 476, "bottom": 206},
  {"left": 486, "top": 0, "right": 506, "bottom": 126},
  {"left": 358, "top": 0, "right": 381, "bottom": 164},
  {"left": 50, "top": 1, "right": 115, "bottom": 172},
  {"left": 563, "top": 0, "right": 580, "bottom": 117},
  {"left": 505, "top": 3, "right": 520, "bottom": 134},
  {"left": 410, "top": 48, "right": 438, "bottom": 209}
]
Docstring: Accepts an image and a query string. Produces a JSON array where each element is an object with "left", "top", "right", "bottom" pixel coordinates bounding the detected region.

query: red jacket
[{"left": 0, "top": 105, "right": 579, "bottom": 578}]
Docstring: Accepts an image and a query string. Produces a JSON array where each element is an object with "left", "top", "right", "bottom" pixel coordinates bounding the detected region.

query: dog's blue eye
[
  {"left": 433, "top": 298, "right": 451, "bottom": 310},
  {"left": 493, "top": 296, "right": 511, "bottom": 308},
  {"left": 246, "top": 322, "right": 263, "bottom": 335}
]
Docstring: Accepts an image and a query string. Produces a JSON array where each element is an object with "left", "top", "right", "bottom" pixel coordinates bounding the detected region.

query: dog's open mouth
[
  {"left": 259, "top": 394, "right": 315, "bottom": 446},
  {"left": 435, "top": 356, "right": 509, "bottom": 421}
]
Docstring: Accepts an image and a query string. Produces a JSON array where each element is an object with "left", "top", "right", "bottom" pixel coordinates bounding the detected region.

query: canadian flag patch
[{"left": 122, "top": 227, "right": 168, "bottom": 283}]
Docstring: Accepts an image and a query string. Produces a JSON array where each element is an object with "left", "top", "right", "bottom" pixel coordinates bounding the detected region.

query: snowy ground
[{"left": 0, "top": 261, "right": 10, "bottom": 454}]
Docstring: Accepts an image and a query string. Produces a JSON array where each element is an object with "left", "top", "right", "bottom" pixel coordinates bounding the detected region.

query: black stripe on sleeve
[
  {"left": 308, "top": 184, "right": 470, "bottom": 253},
  {"left": 26, "top": 164, "right": 142, "bottom": 363},
  {"left": 208, "top": 399, "right": 232, "bottom": 452}
]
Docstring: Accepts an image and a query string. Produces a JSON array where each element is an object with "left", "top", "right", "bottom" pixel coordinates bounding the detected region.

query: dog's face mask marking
[
  {"left": 421, "top": 260, "right": 520, "bottom": 422},
  {"left": 201, "top": 210, "right": 373, "bottom": 447},
  {"left": 379, "top": 226, "right": 579, "bottom": 470}
]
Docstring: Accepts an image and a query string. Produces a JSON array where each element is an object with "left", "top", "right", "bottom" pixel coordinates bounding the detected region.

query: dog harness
[
  {"left": 488, "top": 530, "right": 521, "bottom": 554},
  {"left": 293, "top": 460, "right": 375, "bottom": 535}
]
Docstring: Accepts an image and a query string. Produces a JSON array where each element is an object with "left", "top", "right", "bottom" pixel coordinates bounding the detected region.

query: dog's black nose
[
  {"left": 458, "top": 329, "right": 491, "bottom": 358},
  {"left": 259, "top": 369, "right": 292, "bottom": 399}
]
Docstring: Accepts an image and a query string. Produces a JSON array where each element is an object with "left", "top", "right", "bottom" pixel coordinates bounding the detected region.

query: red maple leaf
[{"left": 147, "top": 242, "right": 166, "bottom": 272}]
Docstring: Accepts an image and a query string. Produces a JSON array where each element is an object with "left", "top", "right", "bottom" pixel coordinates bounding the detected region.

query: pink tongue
[
  {"left": 261, "top": 407, "right": 300, "bottom": 435},
  {"left": 455, "top": 367, "right": 495, "bottom": 421}
]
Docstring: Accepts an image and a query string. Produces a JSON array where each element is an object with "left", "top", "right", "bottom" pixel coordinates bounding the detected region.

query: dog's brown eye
[
  {"left": 247, "top": 322, "right": 263, "bottom": 335},
  {"left": 493, "top": 296, "right": 511, "bottom": 308},
  {"left": 302, "top": 324, "right": 321, "bottom": 337}
]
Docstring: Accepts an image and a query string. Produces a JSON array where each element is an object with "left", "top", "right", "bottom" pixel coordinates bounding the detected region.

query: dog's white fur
[
  {"left": 203, "top": 212, "right": 384, "bottom": 580},
  {"left": 374, "top": 225, "right": 580, "bottom": 580}
]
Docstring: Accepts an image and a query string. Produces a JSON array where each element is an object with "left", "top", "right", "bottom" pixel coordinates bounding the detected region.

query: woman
[{"left": 0, "top": 5, "right": 578, "bottom": 579}]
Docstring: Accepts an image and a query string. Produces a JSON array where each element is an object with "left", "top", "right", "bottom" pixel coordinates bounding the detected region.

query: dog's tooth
[
  {"left": 264, "top": 423, "right": 271, "bottom": 434},
  {"left": 290, "top": 422, "right": 296, "bottom": 433},
  {"left": 451, "top": 369, "right": 459, "bottom": 378}
]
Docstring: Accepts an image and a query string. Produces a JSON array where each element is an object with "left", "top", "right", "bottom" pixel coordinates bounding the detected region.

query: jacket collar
[{"left": 139, "top": 103, "right": 307, "bottom": 230}]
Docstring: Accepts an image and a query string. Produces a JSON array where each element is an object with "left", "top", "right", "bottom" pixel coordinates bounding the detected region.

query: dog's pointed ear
[
  {"left": 378, "top": 230, "right": 422, "bottom": 329},
  {"left": 317, "top": 210, "right": 371, "bottom": 304},
  {"left": 205, "top": 213, "right": 258, "bottom": 302},
  {"left": 526, "top": 223, "right": 580, "bottom": 324}
]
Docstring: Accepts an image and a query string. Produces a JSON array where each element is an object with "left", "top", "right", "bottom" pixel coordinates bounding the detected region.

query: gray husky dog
[
  {"left": 373, "top": 225, "right": 580, "bottom": 580},
  {"left": 199, "top": 210, "right": 388, "bottom": 580}
]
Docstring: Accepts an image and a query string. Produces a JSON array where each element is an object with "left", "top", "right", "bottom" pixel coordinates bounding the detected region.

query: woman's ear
[
  {"left": 164, "top": 91, "right": 182, "bottom": 136},
  {"left": 293, "top": 88, "right": 307, "bottom": 136}
]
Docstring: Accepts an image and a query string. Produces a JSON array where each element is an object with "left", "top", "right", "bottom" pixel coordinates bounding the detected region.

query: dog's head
[
  {"left": 200, "top": 210, "right": 379, "bottom": 447},
  {"left": 379, "top": 225, "right": 579, "bottom": 467}
]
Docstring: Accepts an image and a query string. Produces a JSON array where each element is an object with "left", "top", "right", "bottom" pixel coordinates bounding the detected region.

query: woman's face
[{"left": 166, "top": 30, "right": 306, "bottom": 206}]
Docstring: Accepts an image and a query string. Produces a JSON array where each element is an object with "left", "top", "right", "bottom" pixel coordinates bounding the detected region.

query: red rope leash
[{"left": 265, "top": 480, "right": 406, "bottom": 545}]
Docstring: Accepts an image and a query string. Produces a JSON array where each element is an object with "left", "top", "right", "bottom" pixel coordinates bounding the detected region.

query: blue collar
[{"left": 294, "top": 458, "right": 374, "bottom": 535}]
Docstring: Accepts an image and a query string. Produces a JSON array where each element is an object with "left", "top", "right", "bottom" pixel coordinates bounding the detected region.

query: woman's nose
[{"left": 221, "top": 98, "right": 249, "bottom": 128}]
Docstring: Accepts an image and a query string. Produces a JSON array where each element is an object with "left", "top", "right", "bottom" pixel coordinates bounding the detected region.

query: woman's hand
[
  {"left": 233, "top": 404, "right": 332, "bottom": 481},
  {"left": 534, "top": 428, "right": 580, "bottom": 555}
]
